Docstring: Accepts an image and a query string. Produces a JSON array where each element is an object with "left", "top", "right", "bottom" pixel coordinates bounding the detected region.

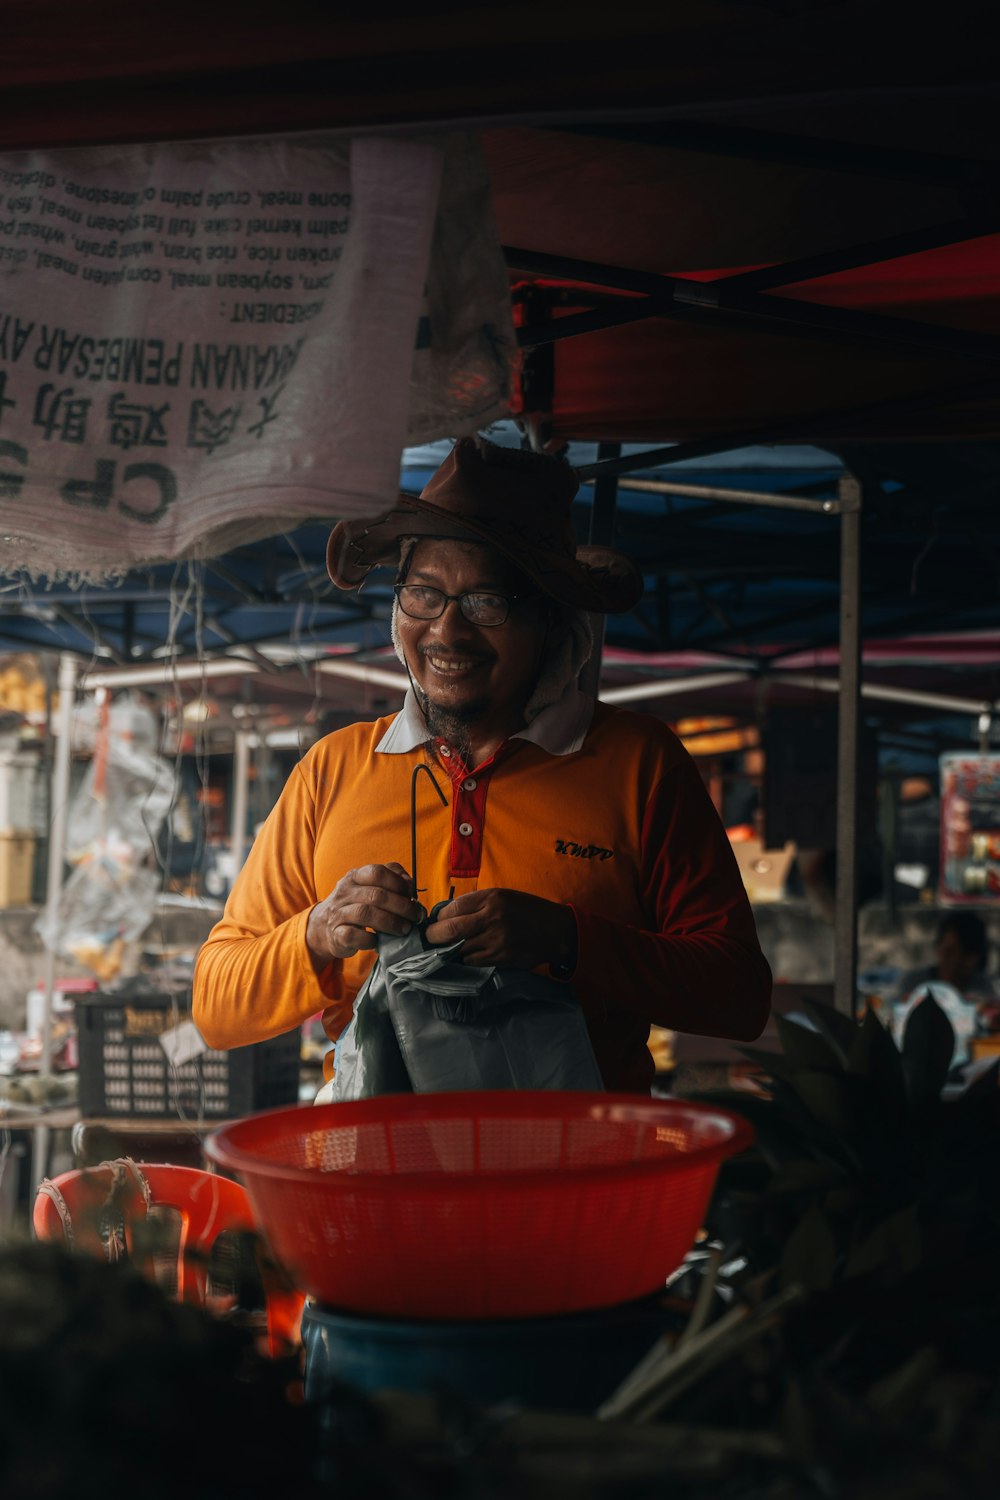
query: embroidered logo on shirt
[{"left": 555, "top": 839, "right": 614, "bottom": 861}]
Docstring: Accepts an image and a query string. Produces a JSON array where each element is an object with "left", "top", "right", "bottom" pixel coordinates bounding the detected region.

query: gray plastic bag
[{"left": 331, "top": 907, "right": 603, "bottom": 1100}]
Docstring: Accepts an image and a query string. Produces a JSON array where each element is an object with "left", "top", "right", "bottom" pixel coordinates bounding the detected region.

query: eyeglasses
[{"left": 394, "top": 584, "right": 517, "bottom": 627}]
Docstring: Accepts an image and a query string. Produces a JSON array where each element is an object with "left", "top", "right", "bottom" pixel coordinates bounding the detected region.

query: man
[
  {"left": 897, "top": 911, "right": 994, "bottom": 1005},
  {"left": 193, "top": 437, "right": 772, "bottom": 1093},
  {"left": 892, "top": 911, "right": 996, "bottom": 1067}
]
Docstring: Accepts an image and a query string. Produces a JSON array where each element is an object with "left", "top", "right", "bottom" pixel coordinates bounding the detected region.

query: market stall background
[
  {"left": 4, "top": 5, "right": 1000, "bottom": 717},
  {"left": 3, "top": 14, "right": 1000, "bottom": 1492},
  {"left": 2, "top": 4, "right": 1000, "bottom": 1048}
]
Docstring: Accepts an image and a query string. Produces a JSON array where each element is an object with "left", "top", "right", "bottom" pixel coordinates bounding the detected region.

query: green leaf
[
  {"left": 788, "top": 1070, "right": 856, "bottom": 1135},
  {"left": 847, "top": 1007, "right": 909, "bottom": 1119},
  {"left": 775, "top": 1014, "right": 843, "bottom": 1074},
  {"left": 847, "top": 1006, "right": 890, "bottom": 1075},
  {"left": 947, "top": 1056, "right": 1000, "bottom": 1129},
  {"left": 844, "top": 1203, "right": 922, "bottom": 1280},
  {"left": 795, "top": 996, "right": 858, "bottom": 1064},
  {"left": 678, "top": 1090, "right": 807, "bottom": 1172},
  {"left": 767, "top": 1161, "right": 848, "bottom": 1198},
  {"left": 779, "top": 1201, "right": 838, "bottom": 1292},
  {"left": 824, "top": 1185, "right": 861, "bottom": 1217},
  {"left": 963, "top": 1053, "right": 1000, "bottom": 1097},
  {"left": 865, "top": 1347, "right": 940, "bottom": 1420},
  {"left": 778, "top": 1379, "right": 816, "bottom": 1463},
  {"left": 901, "top": 994, "right": 955, "bottom": 1109}
]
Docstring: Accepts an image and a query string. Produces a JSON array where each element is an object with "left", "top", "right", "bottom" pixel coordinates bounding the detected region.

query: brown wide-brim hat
[{"left": 326, "top": 436, "right": 644, "bottom": 614}]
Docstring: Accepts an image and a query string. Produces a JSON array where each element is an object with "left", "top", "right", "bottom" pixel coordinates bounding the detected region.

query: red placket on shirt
[{"left": 433, "top": 737, "right": 509, "bottom": 878}]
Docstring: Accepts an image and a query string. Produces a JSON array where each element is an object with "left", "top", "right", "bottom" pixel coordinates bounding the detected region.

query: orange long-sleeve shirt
[{"left": 193, "top": 700, "right": 771, "bottom": 1092}]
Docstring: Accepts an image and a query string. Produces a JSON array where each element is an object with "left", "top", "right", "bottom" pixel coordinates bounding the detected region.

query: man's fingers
[
  {"left": 425, "top": 911, "right": 483, "bottom": 947},
  {"left": 432, "top": 892, "right": 487, "bottom": 923},
  {"left": 353, "top": 862, "right": 413, "bottom": 894},
  {"left": 424, "top": 919, "right": 488, "bottom": 961},
  {"left": 336, "top": 883, "right": 421, "bottom": 923},
  {"left": 425, "top": 891, "right": 498, "bottom": 946},
  {"left": 453, "top": 939, "right": 492, "bottom": 964},
  {"left": 338, "top": 924, "right": 380, "bottom": 948},
  {"left": 339, "top": 898, "right": 417, "bottom": 935},
  {"left": 308, "top": 870, "right": 420, "bottom": 967},
  {"left": 340, "top": 866, "right": 419, "bottom": 923},
  {"left": 334, "top": 924, "right": 378, "bottom": 956}
]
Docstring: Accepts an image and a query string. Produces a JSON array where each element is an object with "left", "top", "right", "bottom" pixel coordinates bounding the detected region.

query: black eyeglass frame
[{"left": 393, "top": 583, "right": 519, "bottom": 627}]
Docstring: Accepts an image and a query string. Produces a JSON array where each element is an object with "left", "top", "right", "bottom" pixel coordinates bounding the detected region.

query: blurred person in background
[
  {"left": 894, "top": 911, "right": 1000, "bottom": 1062},
  {"left": 898, "top": 911, "right": 994, "bottom": 1005}
]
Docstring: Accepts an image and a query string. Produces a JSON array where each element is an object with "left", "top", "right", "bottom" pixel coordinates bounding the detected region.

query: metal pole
[
  {"left": 230, "top": 728, "right": 252, "bottom": 875},
  {"left": 579, "top": 441, "right": 621, "bottom": 699},
  {"left": 32, "top": 651, "right": 77, "bottom": 1193},
  {"left": 773, "top": 673, "right": 992, "bottom": 717},
  {"left": 314, "top": 659, "right": 410, "bottom": 694},
  {"left": 607, "top": 475, "right": 845, "bottom": 515},
  {"left": 600, "top": 671, "right": 752, "bottom": 705},
  {"left": 83, "top": 658, "right": 259, "bottom": 690},
  {"left": 834, "top": 476, "right": 863, "bottom": 1019}
]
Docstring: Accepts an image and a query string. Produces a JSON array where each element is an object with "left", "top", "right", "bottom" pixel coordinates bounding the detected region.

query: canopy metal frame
[
  {"left": 500, "top": 133, "right": 1000, "bottom": 1019},
  {"left": 577, "top": 446, "right": 868, "bottom": 1018}
]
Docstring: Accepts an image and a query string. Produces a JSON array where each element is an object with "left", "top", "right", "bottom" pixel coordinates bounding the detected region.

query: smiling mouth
[{"left": 422, "top": 652, "right": 490, "bottom": 676}]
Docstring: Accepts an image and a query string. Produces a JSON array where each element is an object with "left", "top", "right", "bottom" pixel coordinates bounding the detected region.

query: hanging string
[{"left": 410, "top": 762, "right": 447, "bottom": 902}]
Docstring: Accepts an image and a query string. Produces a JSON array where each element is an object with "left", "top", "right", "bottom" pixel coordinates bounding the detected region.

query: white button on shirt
[
  {"left": 462, "top": 777, "right": 477, "bottom": 791},
  {"left": 458, "top": 822, "right": 474, "bottom": 837}
]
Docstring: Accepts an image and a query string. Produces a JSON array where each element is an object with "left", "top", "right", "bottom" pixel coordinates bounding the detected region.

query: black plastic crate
[{"left": 75, "top": 990, "right": 301, "bottom": 1119}]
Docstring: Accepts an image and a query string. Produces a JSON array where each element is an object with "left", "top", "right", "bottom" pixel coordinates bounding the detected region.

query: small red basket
[{"left": 205, "top": 1091, "right": 753, "bottom": 1321}]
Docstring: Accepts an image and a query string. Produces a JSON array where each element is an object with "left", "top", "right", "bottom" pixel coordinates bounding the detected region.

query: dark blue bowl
[{"left": 301, "top": 1294, "right": 676, "bottom": 1413}]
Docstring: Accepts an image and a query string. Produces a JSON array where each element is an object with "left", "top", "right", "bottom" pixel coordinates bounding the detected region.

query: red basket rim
[{"left": 204, "top": 1091, "right": 755, "bottom": 1191}]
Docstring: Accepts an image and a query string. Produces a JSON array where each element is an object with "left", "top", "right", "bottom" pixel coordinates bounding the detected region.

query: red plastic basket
[{"left": 205, "top": 1091, "right": 753, "bottom": 1321}]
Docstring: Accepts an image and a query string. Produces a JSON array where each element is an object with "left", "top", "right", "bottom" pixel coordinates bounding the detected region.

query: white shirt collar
[{"left": 375, "top": 684, "right": 595, "bottom": 759}]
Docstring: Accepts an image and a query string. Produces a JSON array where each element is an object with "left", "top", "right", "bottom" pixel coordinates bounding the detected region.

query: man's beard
[{"left": 421, "top": 694, "right": 489, "bottom": 762}]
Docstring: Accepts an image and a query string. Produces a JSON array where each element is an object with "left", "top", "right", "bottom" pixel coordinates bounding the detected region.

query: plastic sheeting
[
  {"left": 331, "top": 906, "right": 604, "bottom": 1099},
  {"left": 0, "top": 131, "right": 514, "bottom": 577},
  {"left": 35, "top": 695, "right": 176, "bottom": 980}
]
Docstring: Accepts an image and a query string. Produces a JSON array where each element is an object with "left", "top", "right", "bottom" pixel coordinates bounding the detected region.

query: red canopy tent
[{"left": 5, "top": 1, "right": 1000, "bottom": 448}]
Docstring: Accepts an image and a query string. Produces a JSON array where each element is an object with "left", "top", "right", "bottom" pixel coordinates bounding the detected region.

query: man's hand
[
  {"left": 424, "top": 888, "right": 577, "bottom": 972},
  {"left": 306, "top": 863, "right": 421, "bottom": 968}
]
